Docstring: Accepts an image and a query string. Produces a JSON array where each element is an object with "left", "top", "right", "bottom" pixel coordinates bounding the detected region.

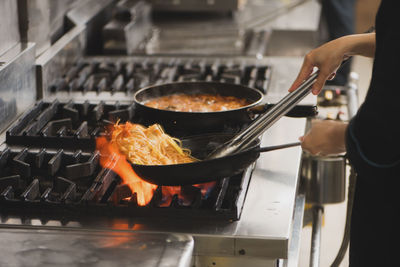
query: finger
[
  {"left": 300, "top": 136, "right": 311, "bottom": 151},
  {"left": 288, "top": 61, "right": 314, "bottom": 92},
  {"left": 307, "top": 147, "right": 320, "bottom": 156},
  {"left": 311, "top": 71, "right": 331, "bottom": 95},
  {"left": 298, "top": 136, "right": 305, "bottom": 142},
  {"left": 288, "top": 67, "right": 313, "bottom": 92},
  {"left": 301, "top": 145, "right": 319, "bottom": 156}
]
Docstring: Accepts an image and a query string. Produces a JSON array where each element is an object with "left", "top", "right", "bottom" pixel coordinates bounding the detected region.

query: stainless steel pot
[{"left": 301, "top": 153, "right": 346, "bottom": 204}]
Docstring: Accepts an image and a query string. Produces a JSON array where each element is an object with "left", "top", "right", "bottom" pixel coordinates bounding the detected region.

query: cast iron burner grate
[
  {"left": 0, "top": 147, "right": 252, "bottom": 222},
  {"left": 5, "top": 99, "right": 136, "bottom": 151},
  {"left": 49, "top": 59, "right": 271, "bottom": 95}
]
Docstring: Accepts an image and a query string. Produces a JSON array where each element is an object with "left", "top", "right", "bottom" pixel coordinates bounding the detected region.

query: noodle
[{"left": 111, "top": 122, "right": 196, "bottom": 165}]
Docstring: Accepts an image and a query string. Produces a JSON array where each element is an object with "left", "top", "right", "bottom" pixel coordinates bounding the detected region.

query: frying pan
[
  {"left": 131, "top": 133, "right": 300, "bottom": 186},
  {"left": 133, "top": 82, "right": 316, "bottom": 135}
]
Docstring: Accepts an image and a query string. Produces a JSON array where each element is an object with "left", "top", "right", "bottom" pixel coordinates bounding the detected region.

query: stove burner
[
  {"left": 0, "top": 147, "right": 252, "bottom": 221},
  {"left": 49, "top": 59, "right": 271, "bottom": 94}
]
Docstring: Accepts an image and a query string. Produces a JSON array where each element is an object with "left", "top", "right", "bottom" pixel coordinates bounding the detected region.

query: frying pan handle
[
  {"left": 248, "top": 104, "right": 318, "bottom": 118},
  {"left": 256, "top": 142, "right": 301, "bottom": 153}
]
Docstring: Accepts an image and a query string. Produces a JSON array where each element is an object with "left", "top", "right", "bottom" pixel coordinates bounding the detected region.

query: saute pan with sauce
[{"left": 133, "top": 82, "right": 316, "bottom": 135}]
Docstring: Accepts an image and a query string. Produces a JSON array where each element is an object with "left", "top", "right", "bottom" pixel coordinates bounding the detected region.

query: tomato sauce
[{"left": 144, "top": 94, "right": 250, "bottom": 112}]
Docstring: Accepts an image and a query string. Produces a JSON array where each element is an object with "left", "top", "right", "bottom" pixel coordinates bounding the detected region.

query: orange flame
[
  {"left": 96, "top": 136, "right": 157, "bottom": 206},
  {"left": 96, "top": 125, "right": 216, "bottom": 207},
  {"left": 159, "top": 181, "right": 216, "bottom": 207},
  {"left": 194, "top": 182, "right": 216, "bottom": 195},
  {"left": 160, "top": 186, "right": 181, "bottom": 207}
]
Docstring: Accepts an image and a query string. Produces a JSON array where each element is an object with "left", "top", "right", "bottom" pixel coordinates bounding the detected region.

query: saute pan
[
  {"left": 131, "top": 133, "right": 300, "bottom": 186},
  {"left": 133, "top": 82, "right": 316, "bottom": 135}
]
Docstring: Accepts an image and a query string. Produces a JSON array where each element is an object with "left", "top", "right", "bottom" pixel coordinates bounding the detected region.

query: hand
[
  {"left": 288, "top": 33, "right": 376, "bottom": 95},
  {"left": 288, "top": 37, "right": 349, "bottom": 95},
  {"left": 300, "top": 119, "right": 348, "bottom": 156}
]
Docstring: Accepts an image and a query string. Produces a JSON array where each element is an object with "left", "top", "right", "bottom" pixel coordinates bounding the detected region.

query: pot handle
[
  {"left": 256, "top": 142, "right": 301, "bottom": 153},
  {"left": 248, "top": 103, "right": 318, "bottom": 118}
]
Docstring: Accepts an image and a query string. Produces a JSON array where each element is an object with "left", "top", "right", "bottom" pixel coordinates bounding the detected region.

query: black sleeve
[{"left": 345, "top": 0, "right": 400, "bottom": 178}]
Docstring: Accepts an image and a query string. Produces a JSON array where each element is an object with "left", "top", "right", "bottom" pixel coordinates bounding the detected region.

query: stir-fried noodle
[{"left": 111, "top": 122, "right": 196, "bottom": 165}]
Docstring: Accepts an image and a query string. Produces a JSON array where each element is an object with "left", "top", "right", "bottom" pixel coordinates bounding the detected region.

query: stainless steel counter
[
  {"left": 0, "top": 0, "right": 20, "bottom": 56},
  {"left": 0, "top": 43, "right": 36, "bottom": 134},
  {"left": 239, "top": 0, "right": 320, "bottom": 31},
  {"left": 0, "top": 229, "right": 193, "bottom": 267},
  {"left": 120, "top": 0, "right": 321, "bottom": 56}
]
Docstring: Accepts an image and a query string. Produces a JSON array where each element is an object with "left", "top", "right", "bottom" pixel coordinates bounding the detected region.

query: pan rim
[{"left": 133, "top": 81, "right": 264, "bottom": 114}]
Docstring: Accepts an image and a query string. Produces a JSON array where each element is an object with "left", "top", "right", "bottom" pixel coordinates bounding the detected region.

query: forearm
[{"left": 340, "top": 33, "right": 376, "bottom": 58}]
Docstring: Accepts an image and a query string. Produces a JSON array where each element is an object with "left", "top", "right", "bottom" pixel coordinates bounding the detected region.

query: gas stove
[
  {"left": 0, "top": 115, "right": 306, "bottom": 267},
  {"left": 0, "top": 96, "right": 253, "bottom": 222},
  {"left": 1, "top": 54, "right": 274, "bottom": 224}
]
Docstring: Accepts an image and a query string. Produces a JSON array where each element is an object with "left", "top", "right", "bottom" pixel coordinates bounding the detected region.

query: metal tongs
[
  {"left": 207, "top": 27, "right": 377, "bottom": 160},
  {"left": 206, "top": 70, "right": 319, "bottom": 159},
  {"left": 207, "top": 45, "right": 363, "bottom": 160}
]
